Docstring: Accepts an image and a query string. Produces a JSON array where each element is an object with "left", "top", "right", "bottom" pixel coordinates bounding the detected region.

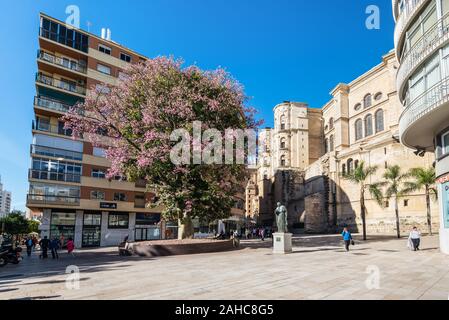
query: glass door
[{"left": 82, "top": 212, "right": 101, "bottom": 247}]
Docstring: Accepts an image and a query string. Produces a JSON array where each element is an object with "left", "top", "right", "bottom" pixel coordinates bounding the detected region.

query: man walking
[
  {"left": 341, "top": 227, "right": 353, "bottom": 252},
  {"left": 50, "top": 237, "right": 60, "bottom": 259},
  {"left": 39, "top": 236, "right": 50, "bottom": 259},
  {"left": 25, "top": 236, "right": 33, "bottom": 257},
  {"left": 408, "top": 226, "right": 421, "bottom": 251}
]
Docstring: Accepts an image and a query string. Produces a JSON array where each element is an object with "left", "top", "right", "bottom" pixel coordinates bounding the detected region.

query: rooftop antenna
[{"left": 86, "top": 21, "right": 92, "bottom": 32}]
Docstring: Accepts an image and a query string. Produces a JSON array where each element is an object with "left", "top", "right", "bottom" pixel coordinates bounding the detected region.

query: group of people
[
  {"left": 244, "top": 227, "right": 273, "bottom": 241},
  {"left": 24, "top": 235, "right": 75, "bottom": 259},
  {"left": 341, "top": 226, "right": 423, "bottom": 252}
]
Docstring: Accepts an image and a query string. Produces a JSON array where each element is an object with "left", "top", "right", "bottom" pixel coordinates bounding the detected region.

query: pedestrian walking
[
  {"left": 39, "top": 236, "right": 50, "bottom": 259},
  {"left": 25, "top": 237, "right": 33, "bottom": 257},
  {"left": 408, "top": 226, "right": 421, "bottom": 251},
  {"left": 66, "top": 238, "right": 75, "bottom": 257},
  {"left": 50, "top": 237, "right": 60, "bottom": 259},
  {"left": 341, "top": 227, "right": 353, "bottom": 252},
  {"left": 32, "top": 236, "right": 38, "bottom": 249},
  {"left": 260, "top": 228, "right": 265, "bottom": 241}
]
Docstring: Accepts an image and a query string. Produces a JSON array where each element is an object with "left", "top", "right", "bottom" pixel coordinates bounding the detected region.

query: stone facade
[{"left": 246, "top": 51, "right": 440, "bottom": 235}]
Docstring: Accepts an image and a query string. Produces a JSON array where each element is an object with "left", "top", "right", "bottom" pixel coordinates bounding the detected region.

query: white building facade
[{"left": 0, "top": 176, "right": 12, "bottom": 218}]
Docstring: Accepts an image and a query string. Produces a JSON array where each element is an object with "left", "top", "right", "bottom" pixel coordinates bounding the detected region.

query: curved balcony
[
  {"left": 394, "top": 0, "right": 430, "bottom": 58},
  {"left": 397, "top": 13, "right": 449, "bottom": 99},
  {"left": 37, "top": 50, "right": 87, "bottom": 74},
  {"left": 399, "top": 76, "right": 449, "bottom": 150}
]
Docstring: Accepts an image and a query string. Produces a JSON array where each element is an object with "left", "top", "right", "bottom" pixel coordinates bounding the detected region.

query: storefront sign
[
  {"left": 436, "top": 173, "right": 449, "bottom": 184},
  {"left": 100, "top": 202, "right": 117, "bottom": 209}
]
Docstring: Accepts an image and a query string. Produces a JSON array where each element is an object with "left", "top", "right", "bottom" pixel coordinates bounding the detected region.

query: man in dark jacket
[
  {"left": 50, "top": 237, "right": 60, "bottom": 259},
  {"left": 39, "top": 236, "right": 50, "bottom": 259}
]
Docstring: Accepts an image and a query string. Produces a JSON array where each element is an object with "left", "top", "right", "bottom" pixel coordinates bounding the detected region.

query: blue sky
[{"left": 0, "top": 0, "right": 395, "bottom": 211}]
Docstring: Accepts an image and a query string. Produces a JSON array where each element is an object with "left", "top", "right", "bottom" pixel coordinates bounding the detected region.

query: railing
[
  {"left": 400, "top": 76, "right": 449, "bottom": 135},
  {"left": 394, "top": 0, "right": 427, "bottom": 50},
  {"left": 29, "top": 169, "right": 81, "bottom": 183},
  {"left": 37, "top": 50, "right": 87, "bottom": 74},
  {"left": 36, "top": 73, "right": 86, "bottom": 96},
  {"left": 30, "top": 144, "right": 83, "bottom": 161},
  {"left": 27, "top": 194, "right": 80, "bottom": 206},
  {"left": 32, "top": 120, "right": 73, "bottom": 137},
  {"left": 397, "top": 12, "right": 449, "bottom": 94},
  {"left": 39, "top": 27, "right": 88, "bottom": 53}
]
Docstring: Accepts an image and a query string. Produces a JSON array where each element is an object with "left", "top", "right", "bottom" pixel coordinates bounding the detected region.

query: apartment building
[
  {"left": 393, "top": 0, "right": 449, "bottom": 253},
  {"left": 28, "top": 13, "right": 166, "bottom": 247},
  {"left": 0, "top": 176, "right": 12, "bottom": 218}
]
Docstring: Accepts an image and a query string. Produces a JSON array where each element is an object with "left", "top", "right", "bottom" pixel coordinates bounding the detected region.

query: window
[
  {"left": 441, "top": 131, "right": 449, "bottom": 156},
  {"left": 354, "top": 103, "right": 362, "bottom": 111},
  {"left": 31, "top": 157, "right": 81, "bottom": 183},
  {"left": 108, "top": 213, "right": 129, "bottom": 229},
  {"left": 113, "top": 192, "right": 126, "bottom": 202},
  {"left": 280, "top": 155, "right": 286, "bottom": 167},
  {"left": 98, "top": 44, "right": 111, "bottom": 55},
  {"left": 90, "top": 190, "right": 105, "bottom": 200},
  {"left": 329, "top": 135, "right": 334, "bottom": 152},
  {"left": 329, "top": 118, "right": 334, "bottom": 130},
  {"left": 347, "top": 159, "right": 354, "bottom": 173},
  {"left": 92, "top": 169, "right": 106, "bottom": 179},
  {"left": 324, "top": 138, "right": 329, "bottom": 153},
  {"left": 364, "top": 114, "right": 373, "bottom": 137},
  {"left": 355, "top": 119, "right": 363, "bottom": 141},
  {"left": 385, "top": 200, "right": 390, "bottom": 208},
  {"left": 374, "top": 92, "right": 382, "bottom": 101},
  {"left": 134, "top": 193, "right": 145, "bottom": 208},
  {"left": 97, "top": 63, "right": 111, "bottom": 75},
  {"left": 120, "top": 52, "right": 131, "bottom": 63},
  {"left": 280, "top": 115, "right": 286, "bottom": 130},
  {"left": 404, "top": 199, "right": 409, "bottom": 207},
  {"left": 280, "top": 137, "right": 286, "bottom": 149},
  {"left": 84, "top": 213, "right": 101, "bottom": 226},
  {"left": 364, "top": 94, "right": 372, "bottom": 108},
  {"left": 95, "top": 84, "right": 110, "bottom": 94},
  {"left": 375, "top": 109, "right": 384, "bottom": 133},
  {"left": 342, "top": 164, "right": 346, "bottom": 175}
]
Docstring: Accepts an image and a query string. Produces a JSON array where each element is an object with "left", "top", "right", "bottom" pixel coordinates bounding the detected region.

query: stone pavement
[{"left": 0, "top": 234, "right": 448, "bottom": 300}]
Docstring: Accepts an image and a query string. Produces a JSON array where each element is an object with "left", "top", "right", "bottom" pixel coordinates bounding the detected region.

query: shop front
[
  {"left": 82, "top": 211, "right": 102, "bottom": 247},
  {"left": 134, "top": 213, "right": 161, "bottom": 241},
  {"left": 50, "top": 210, "right": 76, "bottom": 246}
]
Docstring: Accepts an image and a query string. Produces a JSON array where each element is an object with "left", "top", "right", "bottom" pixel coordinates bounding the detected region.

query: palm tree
[
  {"left": 378, "top": 165, "right": 412, "bottom": 239},
  {"left": 342, "top": 161, "right": 383, "bottom": 240},
  {"left": 406, "top": 167, "right": 437, "bottom": 235}
]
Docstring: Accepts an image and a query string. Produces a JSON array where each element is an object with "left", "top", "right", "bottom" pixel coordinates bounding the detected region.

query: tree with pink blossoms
[{"left": 64, "top": 57, "right": 259, "bottom": 239}]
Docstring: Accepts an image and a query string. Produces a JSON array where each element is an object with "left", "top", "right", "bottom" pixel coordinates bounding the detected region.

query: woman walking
[
  {"left": 408, "top": 226, "right": 421, "bottom": 251},
  {"left": 66, "top": 237, "right": 75, "bottom": 257},
  {"left": 341, "top": 227, "right": 353, "bottom": 252}
]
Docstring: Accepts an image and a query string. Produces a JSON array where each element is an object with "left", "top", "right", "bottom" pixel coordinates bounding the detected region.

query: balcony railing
[
  {"left": 32, "top": 120, "right": 73, "bottom": 137},
  {"left": 397, "top": 12, "right": 449, "bottom": 95},
  {"left": 37, "top": 50, "right": 87, "bottom": 74},
  {"left": 29, "top": 169, "right": 81, "bottom": 183},
  {"left": 30, "top": 144, "right": 83, "bottom": 161},
  {"left": 400, "top": 76, "right": 449, "bottom": 135},
  {"left": 36, "top": 73, "right": 86, "bottom": 96},
  {"left": 27, "top": 194, "right": 80, "bottom": 206},
  {"left": 394, "top": 0, "right": 427, "bottom": 50}
]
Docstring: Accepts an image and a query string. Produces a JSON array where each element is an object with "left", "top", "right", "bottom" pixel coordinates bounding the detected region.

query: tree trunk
[
  {"left": 394, "top": 197, "right": 401, "bottom": 238},
  {"left": 360, "top": 187, "right": 367, "bottom": 241},
  {"left": 425, "top": 185, "right": 432, "bottom": 235},
  {"left": 178, "top": 212, "right": 194, "bottom": 240}
]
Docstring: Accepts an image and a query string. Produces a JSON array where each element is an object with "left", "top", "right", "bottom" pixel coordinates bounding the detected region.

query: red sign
[{"left": 436, "top": 173, "right": 449, "bottom": 184}]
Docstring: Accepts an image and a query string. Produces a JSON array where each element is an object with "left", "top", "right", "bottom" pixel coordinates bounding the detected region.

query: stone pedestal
[{"left": 272, "top": 233, "right": 292, "bottom": 254}]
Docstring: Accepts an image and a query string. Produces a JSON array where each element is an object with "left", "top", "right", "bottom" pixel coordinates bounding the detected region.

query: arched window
[
  {"left": 329, "top": 117, "right": 334, "bottom": 130},
  {"left": 280, "top": 115, "right": 286, "bottom": 130},
  {"left": 354, "top": 160, "right": 359, "bottom": 169},
  {"left": 329, "top": 135, "right": 334, "bottom": 152},
  {"left": 355, "top": 119, "right": 363, "bottom": 141},
  {"left": 347, "top": 158, "right": 354, "bottom": 173},
  {"left": 280, "top": 137, "right": 286, "bottom": 149},
  {"left": 364, "top": 94, "right": 372, "bottom": 108},
  {"left": 364, "top": 114, "right": 373, "bottom": 137},
  {"left": 280, "top": 155, "right": 286, "bottom": 167},
  {"left": 324, "top": 138, "right": 329, "bottom": 153},
  {"left": 342, "top": 164, "right": 346, "bottom": 175},
  {"left": 374, "top": 92, "right": 382, "bottom": 101},
  {"left": 375, "top": 109, "right": 384, "bottom": 133},
  {"left": 354, "top": 103, "right": 362, "bottom": 111}
]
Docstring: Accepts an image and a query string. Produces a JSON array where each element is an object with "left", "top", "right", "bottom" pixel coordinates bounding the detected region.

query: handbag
[{"left": 351, "top": 240, "right": 355, "bottom": 246}]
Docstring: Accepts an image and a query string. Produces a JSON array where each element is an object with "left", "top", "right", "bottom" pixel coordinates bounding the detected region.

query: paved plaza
[{"left": 0, "top": 234, "right": 448, "bottom": 300}]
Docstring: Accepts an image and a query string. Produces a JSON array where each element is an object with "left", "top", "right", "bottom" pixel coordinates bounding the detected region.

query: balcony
[
  {"left": 36, "top": 73, "right": 86, "bottom": 96},
  {"left": 29, "top": 169, "right": 81, "bottom": 183},
  {"left": 399, "top": 76, "right": 449, "bottom": 151},
  {"left": 37, "top": 50, "right": 87, "bottom": 74},
  {"left": 27, "top": 194, "right": 80, "bottom": 206},
  {"left": 39, "top": 26, "right": 88, "bottom": 53},
  {"left": 394, "top": 0, "right": 428, "bottom": 56},
  {"left": 32, "top": 120, "right": 73, "bottom": 137},
  {"left": 397, "top": 12, "right": 449, "bottom": 98},
  {"left": 30, "top": 144, "right": 83, "bottom": 161}
]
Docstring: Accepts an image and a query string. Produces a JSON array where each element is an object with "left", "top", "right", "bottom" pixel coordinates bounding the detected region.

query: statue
[{"left": 274, "top": 202, "right": 288, "bottom": 233}]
